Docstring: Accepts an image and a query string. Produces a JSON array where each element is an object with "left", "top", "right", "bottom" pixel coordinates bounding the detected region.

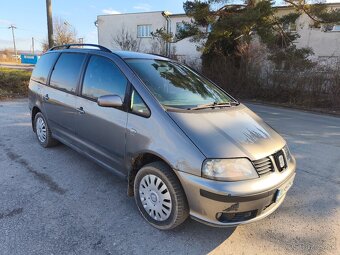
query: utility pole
[
  {"left": 8, "top": 25, "right": 17, "bottom": 62},
  {"left": 46, "top": 0, "right": 54, "bottom": 48},
  {"left": 32, "top": 37, "right": 35, "bottom": 55}
]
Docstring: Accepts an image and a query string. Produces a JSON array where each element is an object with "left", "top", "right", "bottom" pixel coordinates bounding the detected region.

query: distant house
[{"left": 97, "top": 3, "right": 340, "bottom": 66}]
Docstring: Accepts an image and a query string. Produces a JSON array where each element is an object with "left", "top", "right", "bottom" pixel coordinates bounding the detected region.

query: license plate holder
[{"left": 275, "top": 179, "right": 294, "bottom": 202}]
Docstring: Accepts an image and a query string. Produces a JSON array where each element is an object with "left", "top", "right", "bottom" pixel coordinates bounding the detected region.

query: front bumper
[{"left": 176, "top": 157, "right": 296, "bottom": 227}]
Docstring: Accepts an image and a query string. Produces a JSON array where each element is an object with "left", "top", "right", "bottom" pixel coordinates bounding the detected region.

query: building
[
  {"left": 97, "top": 3, "right": 340, "bottom": 66},
  {"left": 97, "top": 11, "right": 201, "bottom": 65},
  {"left": 276, "top": 4, "right": 340, "bottom": 65}
]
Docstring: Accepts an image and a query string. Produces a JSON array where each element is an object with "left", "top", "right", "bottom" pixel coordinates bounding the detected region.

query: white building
[
  {"left": 97, "top": 11, "right": 201, "bottom": 65},
  {"left": 276, "top": 4, "right": 340, "bottom": 65},
  {"left": 97, "top": 3, "right": 340, "bottom": 66}
]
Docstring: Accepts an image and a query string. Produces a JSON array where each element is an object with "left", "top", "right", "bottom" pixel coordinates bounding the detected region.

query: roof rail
[
  {"left": 48, "top": 44, "right": 111, "bottom": 53},
  {"left": 148, "top": 53, "right": 169, "bottom": 58}
]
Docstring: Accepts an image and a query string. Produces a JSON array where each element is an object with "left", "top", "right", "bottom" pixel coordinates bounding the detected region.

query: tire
[
  {"left": 34, "top": 112, "right": 58, "bottom": 148},
  {"left": 134, "top": 161, "right": 189, "bottom": 230}
]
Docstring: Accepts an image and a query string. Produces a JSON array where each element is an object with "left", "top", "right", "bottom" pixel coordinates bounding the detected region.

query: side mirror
[{"left": 97, "top": 95, "right": 123, "bottom": 108}]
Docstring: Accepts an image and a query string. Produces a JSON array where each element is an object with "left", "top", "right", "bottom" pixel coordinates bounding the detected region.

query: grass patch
[{"left": 0, "top": 68, "right": 32, "bottom": 99}]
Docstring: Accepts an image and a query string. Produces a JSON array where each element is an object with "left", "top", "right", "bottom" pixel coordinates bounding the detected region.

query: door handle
[
  {"left": 76, "top": 107, "right": 85, "bottom": 114},
  {"left": 43, "top": 94, "right": 49, "bottom": 101},
  {"left": 129, "top": 128, "right": 137, "bottom": 135}
]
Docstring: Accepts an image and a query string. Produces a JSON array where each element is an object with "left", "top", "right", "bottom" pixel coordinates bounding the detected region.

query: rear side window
[
  {"left": 82, "top": 56, "right": 127, "bottom": 100},
  {"left": 50, "top": 53, "right": 86, "bottom": 93},
  {"left": 31, "top": 53, "right": 59, "bottom": 84}
]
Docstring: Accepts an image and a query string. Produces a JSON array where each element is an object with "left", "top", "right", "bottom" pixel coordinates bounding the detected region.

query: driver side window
[{"left": 82, "top": 56, "right": 127, "bottom": 100}]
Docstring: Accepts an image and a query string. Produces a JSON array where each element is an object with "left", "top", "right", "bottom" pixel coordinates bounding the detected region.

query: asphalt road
[{"left": 0, "top": 99, "right": 339, "bottom": 255}]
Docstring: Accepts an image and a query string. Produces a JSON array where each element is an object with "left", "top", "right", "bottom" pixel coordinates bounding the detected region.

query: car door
[
  {"left": 43, "top": 52, "right": 86, "bottom": 142},
  {"left": 75, "top": 55, "right": 128, "bottom": 172}
]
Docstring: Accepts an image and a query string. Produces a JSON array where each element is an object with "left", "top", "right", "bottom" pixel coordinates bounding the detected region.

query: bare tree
[
  {"left": 112, "top": 26, "right": 141, "bottom": 51},
  {"left": 42, "top": 17, "right": 78, "bottom": 51}
]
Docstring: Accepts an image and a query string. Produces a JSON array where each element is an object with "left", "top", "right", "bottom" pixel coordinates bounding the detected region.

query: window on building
[
  {"left": 82, "top": 55, "right": 127, "bottom": 100},
  {"left": 207, "top": 24, "right": 212, "bottom": 33},
  {"left": 50, "top": 53, "right": 86, "bottom": 93},
  {"left": 322, "top": 24, "right": 340, "bottom": 32},
  {"left": 31, "top": 52, "right": 59, "bottom": 84},
  {"left": 332, "top": 24, "right": 340, "bottom": 31},
  {"left": 176, "top": 22, "right": 191, "bottom": 34},
  {"left": 283, "top": 22, "right": 297, "bottom": 32},
  {"left": 137, "top": 25, "right": 152, "bottom": 38}
]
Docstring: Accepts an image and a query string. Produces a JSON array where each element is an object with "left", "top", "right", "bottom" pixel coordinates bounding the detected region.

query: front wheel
[{"left": 134, "top": 161, "right": 189, "bottom": 230}]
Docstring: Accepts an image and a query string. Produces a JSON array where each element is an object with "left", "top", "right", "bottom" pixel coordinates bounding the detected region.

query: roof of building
[{"left": 97, "top": 11, "right": 163, "bottom": 17}]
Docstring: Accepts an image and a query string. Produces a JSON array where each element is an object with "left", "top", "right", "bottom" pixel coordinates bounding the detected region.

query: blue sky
[
  {"left": 1, "top": 0, "right": 338, "bottom": 51},
  {"left": 0, "top": 0, "right": 187, "bottom": 51}
]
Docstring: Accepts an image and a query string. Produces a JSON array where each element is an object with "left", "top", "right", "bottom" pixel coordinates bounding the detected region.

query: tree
[
  {"left": 42, "top": 17, "right": 77, "bottom": 51},
  {"left": 112, "top": 26, "right": 142, "bottom": 51},
  {"left": 172, "top": 0, "right": 340, "bottom": 69}
]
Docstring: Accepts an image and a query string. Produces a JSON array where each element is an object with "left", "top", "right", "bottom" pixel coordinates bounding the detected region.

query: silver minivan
[{"left": 28, "top": 44, "right": 296, "bottom": 230}]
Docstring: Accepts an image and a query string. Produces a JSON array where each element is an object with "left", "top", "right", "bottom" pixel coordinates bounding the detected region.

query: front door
[{"left": 75, "top": 55, "right": 128, "bottom": 172}]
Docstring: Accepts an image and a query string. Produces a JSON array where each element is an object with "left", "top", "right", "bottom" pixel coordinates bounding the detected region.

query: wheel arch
[
  {"left": 127, "top": 151, "right": 179, "bottom": 197},
  {"left": 31, "top": 106, "right": 41, "bottom": 132}
]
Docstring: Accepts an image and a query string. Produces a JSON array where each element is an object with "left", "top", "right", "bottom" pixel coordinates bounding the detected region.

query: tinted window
[
  {"left": 50, "top": 53, "right": 86, "bottom": 93},
  {"left": 130, "top": 89, "right": 150, "bottom": 117},
  {"left": 82, "top": 56, "right": 127, "bottom": 100},
  {"left": 31, "top": 53, "right": 59, "bottom": 84}
]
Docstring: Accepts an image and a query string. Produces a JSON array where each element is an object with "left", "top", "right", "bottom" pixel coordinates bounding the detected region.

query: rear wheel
[
  {"left": 134, "top": 161, "right": 189, "bottom": 230},
  {"left": 34, "top": 112, "right": 58, "bottom": 148}
]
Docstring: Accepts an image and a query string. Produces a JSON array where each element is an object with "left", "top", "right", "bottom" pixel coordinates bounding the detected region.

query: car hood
[{"left": 167, "top": 104, "right": 285, "bottom": 160}]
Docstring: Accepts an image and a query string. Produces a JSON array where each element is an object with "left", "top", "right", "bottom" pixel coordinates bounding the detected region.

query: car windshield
[{"left": 126, "top": 59, "right": 235, "bottom": 109}]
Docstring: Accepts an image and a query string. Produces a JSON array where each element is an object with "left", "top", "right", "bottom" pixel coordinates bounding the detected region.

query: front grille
[{"left": 253, "top": 157, "right": 274, "bottom": 176}]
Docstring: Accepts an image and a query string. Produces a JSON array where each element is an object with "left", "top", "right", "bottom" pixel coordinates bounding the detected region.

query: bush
[
  {"left": 201, "top": 49, "right": 340, "bottom": 110},
  {"left": 0, "top": 68, "right": 31, "bottom": 98}
]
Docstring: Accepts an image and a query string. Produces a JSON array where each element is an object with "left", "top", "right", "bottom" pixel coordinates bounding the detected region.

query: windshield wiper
[{"left": 188, "top": 102, "right": 233, "bottom": 110}]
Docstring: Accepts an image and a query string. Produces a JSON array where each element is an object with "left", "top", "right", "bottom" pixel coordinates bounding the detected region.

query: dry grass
[{"left": 0, "top": 68, "right": 32, "bottom": 99}]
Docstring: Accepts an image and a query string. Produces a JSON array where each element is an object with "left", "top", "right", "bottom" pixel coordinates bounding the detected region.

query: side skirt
[{"left": 52, "top": 133, "right": 127, "bottom": 180}]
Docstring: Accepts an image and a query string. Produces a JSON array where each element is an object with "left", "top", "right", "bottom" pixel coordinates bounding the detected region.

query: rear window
[
  {"left": 31, "top": 53, "right": 59, "bottom": 84},
  {"left": 50, "top": 53, "right": 86, "bottom": 93}
]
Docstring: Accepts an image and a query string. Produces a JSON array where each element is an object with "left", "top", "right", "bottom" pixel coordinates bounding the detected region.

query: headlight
[{"left": 202, "top": 158, "right": 258, "bottom": 181}]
